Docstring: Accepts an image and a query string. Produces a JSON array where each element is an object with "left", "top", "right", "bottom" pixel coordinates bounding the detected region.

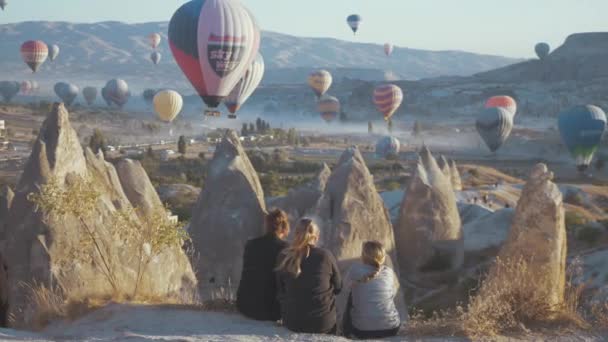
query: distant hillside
[{"left": 0, "top": 21, "right": 518, "bottom": 93}]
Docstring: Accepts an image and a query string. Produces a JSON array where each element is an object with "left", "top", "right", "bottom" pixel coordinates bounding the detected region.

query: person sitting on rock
[
  {"left": 236, "top": 209, "right": 290, "bottom": 322},
  {"left": 342, "top": 241, "right": 401, "bottom": 339},
  {"left": 276, "top": 218, "right": 342, "bottom": 334}
]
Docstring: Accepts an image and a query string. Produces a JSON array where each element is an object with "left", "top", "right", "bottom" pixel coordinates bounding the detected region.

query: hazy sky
[{"left": 2, "top": 0, "right": 607, "bottom": 58}]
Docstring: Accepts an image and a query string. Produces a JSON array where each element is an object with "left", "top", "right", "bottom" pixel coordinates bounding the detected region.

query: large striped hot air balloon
[
  {"left": 225, "top": 53, "right": 264, "bottom": 118},
  {"left": 154, "top": 90, "right": 184, "bottom": 123},
  {"left": 373, "top": 84, "right": 403, "bottom": 121},
  {"left": 485, "top": 95, "right": 517, "bottom": 117},
  {"left": 376, "top": 136, "right": 400, "bottom": 159},
  {"left": 0, "top": 81, "right": 20, "bottom": 102},
  {"left": 168, "top": 0, "right": 261, "bottom": 117},
  {"left": 149, "top": 33, "right": 162, "bottom": 49},
  {"left": 317, "top": 95, "right": 340, "bottom": 123},
  {"left": 54, "top": 82, "right": 79, "bottom": 106},
  {"left": 347, "top": 14, "right": 362, "bottom": 34},
  {"left": 150, "top": 51, "right": 162, "bottom": 65},
  {"left": 476, "top": 107, "right": 513, "bottom": 152},
  {"left": 535, "top": 43, "right": 550, "bottom": 60},
  {"left": 384, "top": 43, "right": 393, "bottom": 57},
  {"left": 20, "top": 41, "right": 49, "bottom": 73},
  {"left": 308, "top": 70, "right": 332, "bottom": 98},
  {"left": 558, "top": 105, "right": 607, "bottom": 171},
  {"left": 49, "top": 44, "right": 60, "bottom": 62},
  {"left": 82, "top": 87, "right": 98, "bottom": 106},
  {"left": 104, "top": 79, "right": 130, "bottom": 107}
]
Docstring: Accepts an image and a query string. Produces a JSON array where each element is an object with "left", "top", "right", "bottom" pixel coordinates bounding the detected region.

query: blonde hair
[
  {"left": 359, "top": 241, "right": 386, "bottom": 282},
  {"left": 265, "top": 209, "right": 290, "bottom": 236},
  {"left": 276, "top": 218, "right": 319, "bottom": 277}
]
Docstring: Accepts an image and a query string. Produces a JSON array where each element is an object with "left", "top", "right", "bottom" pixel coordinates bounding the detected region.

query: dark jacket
[
  {"left": 236, "top": 233, "right": 289, "bottom": 321},
  {"left": 277, "top": 246, "right": 342, "bottom": 334}
]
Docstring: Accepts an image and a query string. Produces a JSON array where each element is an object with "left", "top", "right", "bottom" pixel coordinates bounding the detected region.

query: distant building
[{"left": 160, "top": 149, "right": 175, "bottom": 161}]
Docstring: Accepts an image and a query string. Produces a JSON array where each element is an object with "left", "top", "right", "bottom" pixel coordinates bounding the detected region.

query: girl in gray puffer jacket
[{"left": 343, "top": 241, "right": 402, "bottom": 339}]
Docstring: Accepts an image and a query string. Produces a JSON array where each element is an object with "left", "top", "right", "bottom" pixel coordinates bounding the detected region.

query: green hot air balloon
[{"left": 558, "top": 105, "right": 607, "bottom": 171}]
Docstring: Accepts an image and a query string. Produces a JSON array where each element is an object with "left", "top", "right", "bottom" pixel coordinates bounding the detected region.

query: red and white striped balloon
[
  {"left": 373, "top": 84, "right": 403, "bottom": 121},
  {"left": 20, "top": 40, "right": 49, "bottom": 73}
]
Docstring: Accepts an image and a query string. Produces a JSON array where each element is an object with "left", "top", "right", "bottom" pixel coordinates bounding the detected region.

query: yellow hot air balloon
[{"left": 154, "top": 90, "right": 183, "bottom": 122}]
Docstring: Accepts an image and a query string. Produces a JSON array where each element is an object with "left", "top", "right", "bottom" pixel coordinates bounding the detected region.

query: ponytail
[
  {"left": 276, "top": 218, "right": 319, "bottom": 277},
  {"left": 359, "top": 241, "right": 386, "bottom": 283}
]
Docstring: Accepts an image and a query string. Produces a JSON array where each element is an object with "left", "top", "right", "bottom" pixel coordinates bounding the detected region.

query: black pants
[{"left": 343, "top": 293, "right": 400, "bottom": 339}]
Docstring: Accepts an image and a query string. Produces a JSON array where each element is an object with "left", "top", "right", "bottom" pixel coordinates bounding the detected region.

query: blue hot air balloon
[
  {"left": 535, "top": 43, "right": 550, "bottom": 60},
  {"left": 347, "top": 14, "right": 362, "bottom": 34},
  {"left": 558, "top": 105, "right": 607, "bottom": 171},
  {"left": 376, "top": 136, "right": 401, "bottom": 159}
]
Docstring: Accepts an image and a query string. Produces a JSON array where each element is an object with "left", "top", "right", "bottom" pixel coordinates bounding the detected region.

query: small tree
[
  {"left": 256, "top": 118, "right": 262, "bottom": 132},
  {"left": 177, "top": 135, "right": 187, "bottom": 156},
  {"left": 388, "top": 119, "right": 394, "bottom": 133},
  {"left": 287, "top": 128, "right": 297, "bottom": 146},
  {"left": 368, "top": 121, "right": 373, "bottom": 134},
  {"left": 146, "top": 146, "right": 154, "bottom": 159},
  {"left": 241, "top": 123, "right": 248, "bottom": 137},
  {"left": 89, "top": 128, "right": 106, "bottom": 153},
  {"left": 413, "top": 120, "right": 422, "bottom": 137},
  {"left": 249, "top": 123, "right": 255, "bottom": 134}
]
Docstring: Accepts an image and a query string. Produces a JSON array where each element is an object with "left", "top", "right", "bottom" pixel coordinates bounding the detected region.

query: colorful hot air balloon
[
  {"left": 49, "top": 44, "right": 60, "bottom": 62},
  {"left": 20, "top": 41, "right": 49, "bottom": 73},
  {"left": 101, "top": 87, "right": 112, "bottom": 106},
  {"left": 150, "top": 51, "right": 162, "bottom": 65},
  {"left": 485, "top": 95, "right": 517, "bottom": 117},
  {"left": 104, "top": 79, "right": 130, "bottom": 107},
  {"left": 317, "top": 95, "right": 340, "bottom": 123},
  {"left": 476, "top": 107, "right": 513, "bottom": 153},
  {"left": 0, "top": 81, "right": 20, "bottom": 102},
  {"left": 54, "top": 82, "right": 79, "bottom": 106},
  {"left": 20, "top": 81, "right": 32, "bottom": 95},
  {"left": 0, "top": 0, "right": 7, "bottom": 11},
  {"left": 154, "top": 90, "right": 184, "bottom": 123},
  {"left": 83, "top": 87, "right": 98, "bottom": 106},
  {"left": 373, "top": 84, "right": 403, "bottom": 121},
  {"left": 168, "top": 0, "right": 261, "bottom": 117},
  {"left": 558, "top": 105, "right": 607, "bottom": 171},
  {"left": 347, "top": 14, "right": 362, "bottom": 34},
  {"left": 149, "top": 33, "right": 162, "bottom": 49},
  {"left": 384, "top": 43, "right": 393, "bottom": 57},
  {"left": 376, "top": 136, "right": 400, "bottom": 159},
  {"left": 143, "top": 89, "right": 158, "bottom": 103},
  {"left": 308, "top": 70, "right": 332, "bottom": 98},
  {"left": 535, "top": 43, "right": 550, "bottom": 60},
  {"left": 224, "top": 53, "right": 264, "bottom": 118}
]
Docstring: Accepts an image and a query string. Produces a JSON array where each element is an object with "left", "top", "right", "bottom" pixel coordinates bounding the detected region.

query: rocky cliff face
[
  {"left": 0, "top": 186, "right": 13, "bottom": 240},
  {"left": 4, "top": 103, "right": 197, "bottom": 326},
  {"left": 189, "top": 130, "right": 266, "bottom": 299}
]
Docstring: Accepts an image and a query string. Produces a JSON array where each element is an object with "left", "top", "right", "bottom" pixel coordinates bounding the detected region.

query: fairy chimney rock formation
[
  {"left": 395, "top": 146, "right": 463, "bottom": 278},
  {"left": 437, "top": 155, "right": 451, "bottom": 179},
  {"left": 449, "top": 160, "right": 463, "bottom": 191},
  {"left": 189, "top": 130, "right": 266, "bottom": 298},
  {"left": 5, "top": 103, "right": 197, "bottom": 326},
  {"left": 315, "top": 146, "right": 405, "bottom": 313},
  {"left": 115, "top": 159, "right": 164, "bottom": 218},
  {"left": 492, "top": 163, "right": 567, "bottom": 306}
]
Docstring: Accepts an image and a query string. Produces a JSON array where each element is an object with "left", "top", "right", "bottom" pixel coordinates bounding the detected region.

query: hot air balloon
[
  {"left": 20, "top": 81, "right": 32, "bottom": 95},
  {"left": 308, "top": 70, "right": 332, "bottom": 98},
  {"left": 149, "top": 33, "right": 162, "bottom": 49},
  {"left": 476, "top": 107, "right": 513, "bottom": 153},
  {"left": 384, "top": 43, "right": 393, "bottom": 57},
  {"left": 20, "top": 41, "right": 49, "bottom": 73},
  {"left": 82, "top": 87, "right": 98, "bottom": 106},
  {"left": 104, "top": 79, "right": 130, "bottom": 107},
  {"left": 0, "top": 81, "right": 20, "bottom": 102},
  {"left": 154, "top": 90, "right": 184, "bottom": 123},
  {"left": 101, "top": 87, "right": 112, "bottom": 106},
  {"left": 224, "top": 53, "right": 264, "bottom": 118},
  {"left": 376, "top": 136, "right": 400, "bottom": 159},
  {"left": 30, "top": 80, "right": 39, "bottom": 92},
  {"left": 54, "top": 82, "right": 79, "bottom": 106},
  {"left": 168, "top": 0, "right": 261, "bottom": 117},
  {"left": 558, "top": 105, "right": 607, "bottom": 171},
  {"left": 485, "top": 95, "right": 517, "bottom": 117},
  {"left": 347, "top": 14, "right": 362, "bottom": 34},
  {"left": 49, "top": 44, "right": 60, "bottom": 62},
  {"left": 143, "top": 89, "right": 158, "bottom": 103},
  {"left": 535, "top": 43, "right": 550, "bottom": 60},
  {"left": 150, "top": 51, "right": 161, "bottom": 65},
  {"left": 317, "top": 95, "right": 340, "bottom": 123},
  {"left": 0, "top": 0, "right": 7, "bottom": 11},
  {"left": 373, "top": 84, "right": 403, "bottom": 121}
]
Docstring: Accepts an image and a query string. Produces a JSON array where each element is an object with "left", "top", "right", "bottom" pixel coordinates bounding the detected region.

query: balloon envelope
[
  {"left": 20, "top": 40, "right": 49, "bottom": 73},
  {"left": 149, "top": 33, "right": 162, "bottom": 49},
  {"left": 154, "top": 90, "right": 184, "bottom": 122},
  {"left": 384, "top": 43, "right": 393, "bottom": 57},
  {"left": 150, "top": 51, "right": 161, "bottom": 65},
  {"left": 49, "top": 44, "right": 60, "bottom": 62},
  {"left": 225, "top": 53, "right": 264, "bottom": 114},
  {"left": 0, "top": 0, "right": 7, "bottom": 10},
  {"left": 308, "top": 70, "right": 332, "bottom": 98},
  {"left": 54, "top": 82, "right": 79, "bottom": 106},
  {"left": 317, "top": 95, "right": 340, "bottom": 123},
  {"left": 347, "top": 14, "right": 362, "bottom": 33},
  {"left": 376, "top": 136, "right": 400, "bottom": 159},
  {"left": 373, "top": 84, "right": 403, "bottom": 121},
  {"left": 101, "top": 87, "right": 112, "bottom": 106},
  {"left": 104, "top": 79, "right": 130, "bottom": 107},
  {"left": 535, "top": 43, "right": 550, "bottom": 60},
  {"left": 485, "top": 95, "right": 517, "bottom": 117},
  {"left": 0, "top": 81, "right": 20, "bottom": 102},
  {"left": 476, "top": 107, "right": 513, "bottom": 152},
  {"left": 558, "top": 105, "right": 607, "bottom": 171},
  {"left": 82, "top": 87, "right": 98, "bottom": 106},
  {"left": 168, "top": 0, "right": 261, "bottom": 108},
  {"left": 20, "top": 81, "right": 32, "bottom": 95}
]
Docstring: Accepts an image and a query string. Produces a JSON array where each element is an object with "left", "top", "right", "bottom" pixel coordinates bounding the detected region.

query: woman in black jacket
[
  {"left": 236, "top": 209, "right": 290, "bottom": 321},
  {"left": 276, "top": 218, "right": 342, "bottom": 334}
]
